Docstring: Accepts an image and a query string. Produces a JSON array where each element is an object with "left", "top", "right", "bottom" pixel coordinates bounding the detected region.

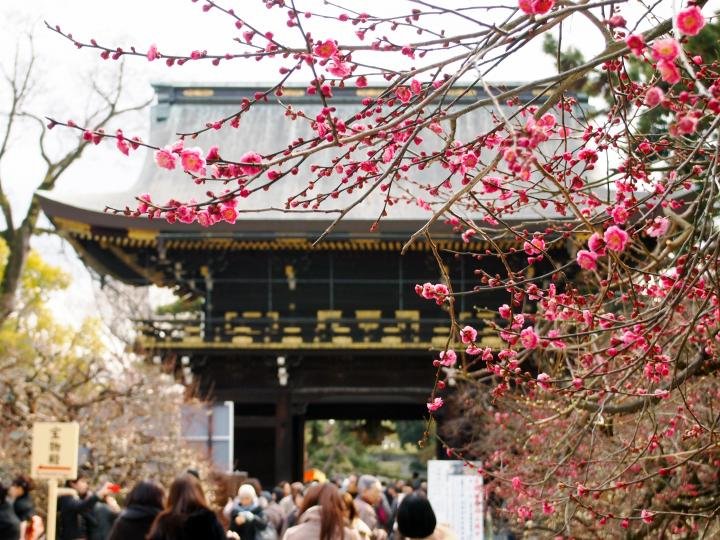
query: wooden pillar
[
  {"left": 275, "top": 390, "right": 293, "bottom": 483},
  {"left": 292, "top": 413, "right": 305, "bottom": 482}
]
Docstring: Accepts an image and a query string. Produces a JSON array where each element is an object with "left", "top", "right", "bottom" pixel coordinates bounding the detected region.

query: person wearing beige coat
[
  {"left": 282, "top": 483, "right": 359, "bottom": 540},
  {"left": 283, "top": 506, "right": 359, "bottom": 540}
]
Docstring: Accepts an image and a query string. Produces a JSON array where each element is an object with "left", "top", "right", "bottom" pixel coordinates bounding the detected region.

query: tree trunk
[
  {"left": 0, "top": 198, "right": 41, "bottom": 322},
  {"left": 0, "top": 228, "right": 30, "bottom": 321}
]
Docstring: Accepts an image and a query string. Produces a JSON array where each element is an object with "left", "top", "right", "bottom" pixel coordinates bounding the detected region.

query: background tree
[
  {"left": 47, "top": 0, "right": 720, "bottom": 536},
  {"left": 0, "top": 36, "right": 150, "bottom": 321},
  {"left": 0, "top": 240, "right": 208, "bottom": 513}
]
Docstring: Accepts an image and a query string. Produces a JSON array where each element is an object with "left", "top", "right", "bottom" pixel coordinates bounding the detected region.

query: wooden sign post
[{"left": 31, "top": 422, "right": 80, "bottom": 540}]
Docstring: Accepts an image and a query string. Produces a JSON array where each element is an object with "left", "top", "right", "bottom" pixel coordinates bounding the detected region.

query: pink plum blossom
[
  {"left": 604, "top": 226, "right": 630, "bottom": 252},
  {"left": 641, "top": 509, "right": 654, "bottom": 524},
  {"left": 523, "top": 237, "right": 545, "bottom": 256},
  {"left": 520, "top": 327, "right": 539, "bottom": 349},
  {"left": 676, "top": 6, "right": 705, "bottom": 36},
  {"left": 626, "top": 34, "right": 645, "bottom": 56},
  {"left": 313, "top": 39, "right": 338, "bottom": 58},
  {"left": 516, "top": 506, "right": 532, "bottom": 521},
  {"left": 196, "top": 211, "right": 212, "bottom": 227},
  {"left": 518, "top": 0, "right": 554, "bottom": 15},
  {"left": 439, "top": 349, "right": 457, "bottom": 367},
  {"left": 180, "top": 147, "right": 206, "bottom": 173},
  {"left": 644, "top": 86, "right": 664, "bottom": 107},
  {"left": 651, "top": 38, "right": 680, "bottom": 62},
  {"left": 238, "top": 151, "right": 263, "bottom": 176},
  {"left": 206, "top": 146, "right": 220, "bottom": 162},
  {"left": 427, "top": 397, "right": 444, "bottom": 412},
  {"left": 395, "top": 86, "right": 412, "bottom": 103},
  {"left": 147, "top": 44, "right": 159, "bottom": 61},
  {"left": 137, "top": 193, "right": 152, "bottom": 213},
  {"left": 576, "top": 249, "right": 598, "bottom": 270},
  {"left": 658, "top": 60, "right": 681, "bottom": 84},
  {"left": 607, "top": 15, "right": 626, "bottom": 27},
  {"left": 116, "top": 138, "right": 130, "bottom": 156},
  {"left": 511, "top": 476, "right": 523, "bottom": 492},
  {"left": 675, "top": 115, "right": 698, "bottom": 135},
  {"left": 154, "top": 146, "right": 177, "bottom": 170},
  {"left": 536, "top": 372, "right": 551, "bottom": 390},
  {"left": 646, "top": 216, "right": 670, "bottom": 238},
  {"left": 220, "top": 204, "right": 238, "bottom": 224},
  {"left": 461, "top": 326, "right": 478, "bottom": 344},
  {"left": 588, "top": 232, "right": 605, "bottom": 254},
  {"left": 327, "top": 57, "right": 352, "bottom": 78},
  {"left": 611, "top": 205, "right": 629, "bottom": 224},
  {"left": 499, "top": 304, "right": 511, "bottom": 319}
]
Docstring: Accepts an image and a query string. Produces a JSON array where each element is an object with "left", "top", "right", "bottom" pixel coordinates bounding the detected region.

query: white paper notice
[{"left": 427, "top": 460, "right": 484, "bottom": 540}]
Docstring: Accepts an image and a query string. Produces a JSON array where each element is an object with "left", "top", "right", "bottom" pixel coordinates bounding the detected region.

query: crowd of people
[{"left": 0, "top": 470, "right": 456, "bottom": 540}]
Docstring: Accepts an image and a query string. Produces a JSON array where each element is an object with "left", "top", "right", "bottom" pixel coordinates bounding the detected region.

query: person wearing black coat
[
  {"left": 228, "top": 484, "right": 270, "bottom": 540},
  {"left": 87, "top": 500, "right": 120, "bottom": 540},
  {"left": 0, "top": 483, "right": 21, "bottom": 540},
  {"left": 58, "top": 477, "right": 112, "bottom": 540},
  {"left": 9, "top": 476, "right": 34, "bottom": 523},
  {"left": 108, "top": 480, "right": 164, "bottom": 540},
  {"left": 146, "top": 474, "right": 225, "bottom": 540}
]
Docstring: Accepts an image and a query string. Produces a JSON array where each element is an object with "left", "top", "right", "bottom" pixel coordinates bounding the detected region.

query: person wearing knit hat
[{"left": 229, "top": 483, "right": 272, "bottom": 540}]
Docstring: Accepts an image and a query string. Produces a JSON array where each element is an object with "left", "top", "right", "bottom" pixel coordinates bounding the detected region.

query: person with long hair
[
  {"left": 283, "top": 483, "right": 359, "bottom": 540},
  {"left": 340, "top": 492, "right": 371, "bottom": 540},
  {"left": 147, "top": 474, "right": 225, "bottom": 540},
  {"left": 108, "top": 480, "right": 165, "bottom": 540}
]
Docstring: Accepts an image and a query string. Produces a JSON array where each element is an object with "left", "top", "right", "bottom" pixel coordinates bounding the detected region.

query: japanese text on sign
[{"left": 31, "top": 422, "right": 80, "bottom": 480}]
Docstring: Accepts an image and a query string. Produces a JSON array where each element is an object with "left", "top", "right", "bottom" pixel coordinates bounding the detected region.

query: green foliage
[
  {"left": 155, "top": 295, "right": 203, "bottom": 316},
  {"left": 305, "top": 419, "right": 432, "bottom": 480}
]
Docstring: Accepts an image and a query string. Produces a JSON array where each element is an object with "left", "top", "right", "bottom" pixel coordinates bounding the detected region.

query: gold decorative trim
[
  {"left": 138, "top": 337, "right": 438, "bottom": 351},
  {"left": 182, "top": 88, "right": 214, "bottom": 97},
  {"left": 446, "top": 88, "right": 477, "bottom": 97},
  {"left": 128, "top": 228, "right": 159, "bottom": 242},
  {"left": 281, "top": 88, "right": 305, "bottom": 97},
  {"left": 54, "top": 217, "right": 91, "bottom": 238},
  {"left": 356, "top": 89, "right": 384, "bottom": 97},
  {"left": 57, "top": 227, "right": 532, "bottom": 252}
]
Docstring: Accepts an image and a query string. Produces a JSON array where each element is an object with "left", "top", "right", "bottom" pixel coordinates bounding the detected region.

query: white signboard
[
  {"left": 428, "top": 460, "right": 484, "bottom": 540},
  {"left": 31, "top": 422, "right": 80, "bottom": 480}
]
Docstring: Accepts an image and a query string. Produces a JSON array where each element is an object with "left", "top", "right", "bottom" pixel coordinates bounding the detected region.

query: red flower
[
  {"left": 313, "top": 39, "right": 338, "bottom": 58},
  {"left": 625, "top": 34, "right": 645, "bottom": 57}
]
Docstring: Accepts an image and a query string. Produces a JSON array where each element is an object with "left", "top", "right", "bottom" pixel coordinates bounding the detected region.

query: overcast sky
[{"left": 0, "top": 0, "right": 711, "bottom": 324}]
